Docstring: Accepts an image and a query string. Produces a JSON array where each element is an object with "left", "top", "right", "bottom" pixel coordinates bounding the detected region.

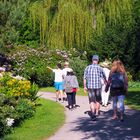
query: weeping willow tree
[
  {"left": 30, "top": 0, "right": 133, "bottom": 49},
  {"left": 29, "top": 0, "right": 51, "bottom": 45},
  {"left": 48, "top": 1, "right": 93, "bottom": 49}
]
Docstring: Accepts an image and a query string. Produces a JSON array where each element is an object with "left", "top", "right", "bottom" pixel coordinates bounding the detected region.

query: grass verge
[
  {"left": 40, "top": 87, "right": 87, "bottom": 96},
  {"left": 125, "top": 87, "right": 140, "bottom": 111},
  {"left": 4, "top": 98, "right": 65, "bottom": 140}
]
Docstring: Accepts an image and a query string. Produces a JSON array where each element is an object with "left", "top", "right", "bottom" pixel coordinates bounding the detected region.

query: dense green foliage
[
  {"left": 0, "top": 0, "right": 140, "bottom": 80},
  {"left": 0, "top": 73, "right": 38, "bottom": 137}
]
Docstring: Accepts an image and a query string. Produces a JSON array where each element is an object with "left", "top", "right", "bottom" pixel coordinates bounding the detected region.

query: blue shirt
[{"left": 84, "top": 64, "right": 106, "bottom": 89}]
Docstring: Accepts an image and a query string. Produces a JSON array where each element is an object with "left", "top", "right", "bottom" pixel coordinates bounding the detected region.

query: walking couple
[{"left": 83, "top": 55, "right": 128, "bottom": 121}]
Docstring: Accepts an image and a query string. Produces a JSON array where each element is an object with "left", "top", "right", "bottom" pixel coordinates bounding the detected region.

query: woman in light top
[{"left": 100, "top": 61, "right": 110, "bottom": 107}]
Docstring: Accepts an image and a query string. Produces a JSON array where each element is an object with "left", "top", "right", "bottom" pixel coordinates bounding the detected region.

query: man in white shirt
[{"left": 62, "top": 62, "right": 73, "bottom": 77}]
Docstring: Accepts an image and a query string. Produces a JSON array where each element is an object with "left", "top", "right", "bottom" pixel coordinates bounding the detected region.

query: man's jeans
[{"left": 112, "top": 95, "right": 125, "bottom": 113}]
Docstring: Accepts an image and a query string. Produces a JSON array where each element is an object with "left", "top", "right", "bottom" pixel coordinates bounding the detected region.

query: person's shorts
[
  {"left": 54, "top": 82, "right": 64, "bottom": 90},
  {"left": 88, "top": 89, "right": 101, "bottom": 103}
]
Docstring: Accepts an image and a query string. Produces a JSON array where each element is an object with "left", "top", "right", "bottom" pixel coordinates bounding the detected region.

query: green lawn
[
  {"left": 125, "top": 87, "right": 140, "bottom": 111},
  {"left": 40, "top": 87, "right": 87, "bottom": 96},
  {"left": 4, "top": 98, "right": 65, "bottom": 140}
]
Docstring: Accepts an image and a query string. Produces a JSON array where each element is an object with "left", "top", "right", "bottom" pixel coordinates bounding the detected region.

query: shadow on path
[{"left": 70, "top": 109, "right": 140, "bottom": 140}]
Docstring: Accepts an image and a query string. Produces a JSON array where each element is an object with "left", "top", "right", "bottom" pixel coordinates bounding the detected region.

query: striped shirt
[{"left": 84, "top": 64, "right": 106, "bottom": 89}]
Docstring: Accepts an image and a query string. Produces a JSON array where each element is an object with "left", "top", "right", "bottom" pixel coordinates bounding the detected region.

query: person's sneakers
[
  {"left": 73, "top": 105, "right": 76, "bottom": 109},
  {"left": 120, "top": 119, "right": 124, "bottom": 122},
  {"left": 91, "top": 114, "right": 96, "bottom": 121},
  {"left": 68, "top": 106, "right": 73, "bottom": 110}
]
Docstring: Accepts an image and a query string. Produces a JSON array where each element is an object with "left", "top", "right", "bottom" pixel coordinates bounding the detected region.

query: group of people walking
[
  {"left": 84, "top": 55, "right": 128, "bottom": 122},
  {"left": 48, "top": 54, "right": 128, "bottom": 122},
  {"left": 47, "top": 62, "right": 79, "bottom": 110}
]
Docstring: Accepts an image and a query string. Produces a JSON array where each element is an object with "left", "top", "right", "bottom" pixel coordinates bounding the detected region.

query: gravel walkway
[{"left": 38, "top": 92, "right": 140, "bottom": 140}]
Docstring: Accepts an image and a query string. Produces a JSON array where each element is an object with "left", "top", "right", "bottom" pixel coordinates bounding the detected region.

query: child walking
[{"left": 64, "top": 70, "right": 79, "bottom": 110}]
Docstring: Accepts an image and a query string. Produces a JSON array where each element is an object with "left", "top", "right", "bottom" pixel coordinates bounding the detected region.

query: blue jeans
[{"left": 112, "top": 95, "right": 125, "bottom": 113}]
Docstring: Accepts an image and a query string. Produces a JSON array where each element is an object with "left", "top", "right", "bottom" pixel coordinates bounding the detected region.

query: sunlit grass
[
  {"left": 4, "top": 98, "right": 65, "bottom": 140},
  {"left": 125, "top": 87, "right": 140, "bottom": 111},
  {"left": 40, "top": 87, "right": 87, "bottom": 96}
]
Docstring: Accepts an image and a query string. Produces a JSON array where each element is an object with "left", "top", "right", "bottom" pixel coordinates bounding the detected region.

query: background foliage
[
  {"left": 0, "top": 0, "right": 140, "bottom": 83},
  {"left": 0, "top": 73, "right": 38, "bottom": 137}
]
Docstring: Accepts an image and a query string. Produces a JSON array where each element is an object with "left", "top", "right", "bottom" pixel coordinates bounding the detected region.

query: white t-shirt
[
  {"left": 103, "top": 67, "right": 110, "bottom": 79},
  {"left": 52, "top": 69, "right": 63, "bottom": 82},
  {"left": 62, "top": 67, "right": 73, "bottom": 77},
  {"left": 101, "top": 67, "right": 110, "bottom": 85}
]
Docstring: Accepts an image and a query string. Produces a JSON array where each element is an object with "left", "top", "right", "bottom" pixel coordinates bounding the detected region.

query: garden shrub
[
  {"left": 70, "top": 57, "right": 88, "bottom": 87},
  {"left": 127, "top": 71, "right": 133, "bottom": 82},
  {"left": 14, "top": 98, "right": 36, "bottom": 126},
  {"left": 0, "top": 73, "right": 38, "bottom": 98},
  {"left": 0, "top": 95, "right": 15, "bottom": 137},
  {"left": 6, "top": 46, "right": 65, "bottom": 87},
  {"left": 128, "top": 81, "right": 140, "bottom": 88},
  {"left": 0, "top": 73, "right": 39, "bottom": 137}
]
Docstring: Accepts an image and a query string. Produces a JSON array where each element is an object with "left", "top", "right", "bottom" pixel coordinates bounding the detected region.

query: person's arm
[
  {"left": 83, "top": 67, "right": 88, "bottom": 93},
  {"left": 83, "top": 79, "right": 87, "bottom": 93},
  {"left": 105, "top": 73, "right": 111, "bottom": 92},
  {"left": 101, "top": 67, "right": 107, "bottom": 84},
  {"left": 47, "top": 66, "right": 53, "bottom": 71}
]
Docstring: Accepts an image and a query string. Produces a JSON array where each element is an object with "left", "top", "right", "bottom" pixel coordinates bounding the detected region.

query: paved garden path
[{"left": 38, "top": 92, "right": 140, "bottom": 140}]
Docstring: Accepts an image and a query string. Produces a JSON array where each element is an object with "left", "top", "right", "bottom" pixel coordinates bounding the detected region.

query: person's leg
[
  {"left": 54, "top": 82, "right": 59, "bottom": 101},
  {"left": 59, "top": 82, "right": 64, "bottom": 102},
  {"left": 72, "top": 92, "right": 76, "bottom": 107},
  {"left": 63, "top": 91, "right": 67, "bottom": 101},
  {"left": 118, "top": 95, "right": 125, "bottom": 121},
  {"left": 88, "top": 89, "right": 96, "bottom": 118},
  {"left": 69, "top": 93, "right": 73, "bottom": 109},
  {"left": 101, "top": 85, "right": 105, "bottom": 105},
  {"left": 56, "top": 90, "right": 59, "bottom": 102},
  {"left": 104, "top": 90, "right": 110, "bottom": 106},
  {"left": 59, "top": 90, "right": 64, "bottom": 102},
  {"left": 112, "top": 96, "right": 118, "bottom": 119},
  {"left": 95, "top": 89, "right": 101, "bottom": 115},
  {"left": 66, "top": 93, "right": 72, "bottom": 108}
]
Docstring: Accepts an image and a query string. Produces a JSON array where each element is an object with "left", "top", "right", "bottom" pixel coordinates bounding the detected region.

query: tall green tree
[{"left": 30, "top": 0, "right": 132, "bottom": 49}]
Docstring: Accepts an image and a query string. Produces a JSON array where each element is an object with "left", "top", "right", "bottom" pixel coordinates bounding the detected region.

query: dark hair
[
  {"left": 57, "top": 63, "right": 62, "bottom": 69},
  {"left": 67, "top": 71, "right": 75, "bottom": 76}
]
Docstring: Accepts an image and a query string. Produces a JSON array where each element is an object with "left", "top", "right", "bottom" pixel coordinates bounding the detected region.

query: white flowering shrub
[
  {"left": 6, "top": 118, "right": 14, "bottom": 127},
  {"left": 7, "top": 46, "right": 66, "bottom": 86}
]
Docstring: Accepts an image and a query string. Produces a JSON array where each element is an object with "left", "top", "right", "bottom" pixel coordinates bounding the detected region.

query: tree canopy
[{"left": 29, "top": 0, "right": 133, "bottom": 49}]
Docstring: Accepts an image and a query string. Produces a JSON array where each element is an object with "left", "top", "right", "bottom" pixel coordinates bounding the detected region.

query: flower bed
[{"left": 0, "top": 73, "right": 38, "bottom": 137}]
